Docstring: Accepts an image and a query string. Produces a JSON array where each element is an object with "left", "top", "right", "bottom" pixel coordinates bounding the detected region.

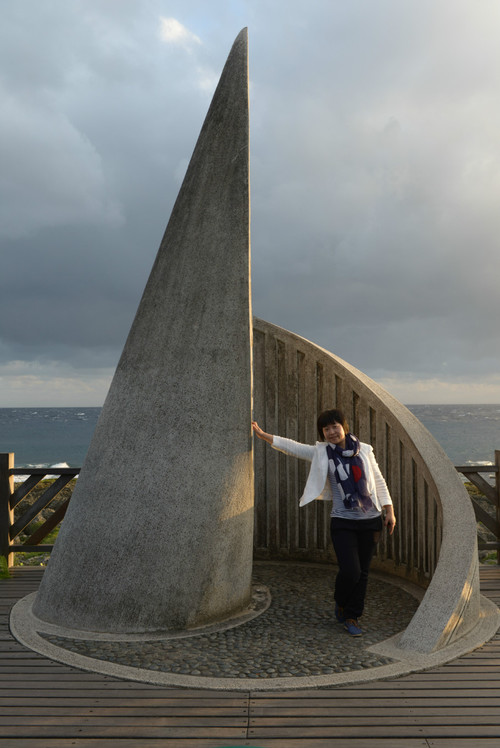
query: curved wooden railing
[{"left": 252, "top": 317, "right": 480, "bottom": 652}]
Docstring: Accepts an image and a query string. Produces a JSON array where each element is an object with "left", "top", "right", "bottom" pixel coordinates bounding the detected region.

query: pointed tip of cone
[{"left": 234, "top": 27, "right": 248, "bottom": 45}]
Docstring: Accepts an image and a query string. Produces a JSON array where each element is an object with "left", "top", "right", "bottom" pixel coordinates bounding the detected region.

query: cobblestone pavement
[{"left": 44, "top": 563, "right": 419, "bottom": 680}]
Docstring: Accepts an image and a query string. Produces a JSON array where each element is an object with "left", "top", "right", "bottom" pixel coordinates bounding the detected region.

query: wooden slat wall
[
  {"left": 252, "top": 318, "right": 442, "bottom": 587},
  {"left": 1, "top": 566, "right": 500, "bottom": 746}
]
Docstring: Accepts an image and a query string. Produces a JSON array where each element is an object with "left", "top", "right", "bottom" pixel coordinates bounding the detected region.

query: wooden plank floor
[{"left": 1, "top": 566, "right": 500, "bottom": 747}]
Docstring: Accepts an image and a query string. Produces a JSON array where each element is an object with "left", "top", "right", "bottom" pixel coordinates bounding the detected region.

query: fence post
[
  {"left": 496, "top": 450, "right": 500, "bottom": 566},
  {"left": 0, "top": 453, "right": 14, "bottom": 569}
]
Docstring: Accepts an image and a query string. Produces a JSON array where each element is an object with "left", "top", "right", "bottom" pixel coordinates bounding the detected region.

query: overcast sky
[{"left": 1, "top": 0, "right": 500, "bottom": 406}]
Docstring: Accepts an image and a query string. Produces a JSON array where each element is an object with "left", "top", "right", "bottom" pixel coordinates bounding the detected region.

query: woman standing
[{"left": 252, "top": 408, "right": 396, "bottom": 637}]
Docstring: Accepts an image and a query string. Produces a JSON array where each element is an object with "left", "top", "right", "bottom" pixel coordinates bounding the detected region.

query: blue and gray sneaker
[
  {"left": 334, "top": 603, "right": 345, "bottom": 623},
  {"left": 344, "top": 618, "right": 363, "bottom": 636}
]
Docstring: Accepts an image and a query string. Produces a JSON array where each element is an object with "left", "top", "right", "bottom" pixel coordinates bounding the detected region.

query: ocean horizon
[{"left": 0, "top": 404, "right": 499, "bottom": 470}]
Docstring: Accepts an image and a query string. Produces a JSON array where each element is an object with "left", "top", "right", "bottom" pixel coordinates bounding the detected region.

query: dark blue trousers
[{"left": 330, "top": 516, "right": 382, "bottom": 619}]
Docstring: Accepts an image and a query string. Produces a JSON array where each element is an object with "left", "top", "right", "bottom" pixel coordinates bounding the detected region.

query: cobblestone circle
[{"left": 43, "top": 563, "right": 419, "bottom": 679}]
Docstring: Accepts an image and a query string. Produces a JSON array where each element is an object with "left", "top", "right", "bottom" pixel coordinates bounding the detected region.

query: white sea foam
[
  {"left": 465, "top": 460, "right": 494, "bottom": 467},
  {"left": 460, "top": 459, "right": 496, "bottom": 486},
  {"left": 13, "top": 462, "right": 76, "bottom": 483}
]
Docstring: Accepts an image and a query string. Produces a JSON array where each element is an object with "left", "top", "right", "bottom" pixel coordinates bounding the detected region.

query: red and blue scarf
[{"left": 326, "top": 434, "right": 374, "bottom": 512}]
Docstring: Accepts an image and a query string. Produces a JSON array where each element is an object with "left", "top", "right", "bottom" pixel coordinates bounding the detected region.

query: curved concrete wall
[{"left": 252, "top": 317, "right": 480, "bottom": 652}]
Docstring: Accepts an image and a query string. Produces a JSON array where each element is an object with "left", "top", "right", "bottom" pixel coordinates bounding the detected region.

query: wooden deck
[{"left": 1, "top": 566, "right": 500, "bottom": 747}]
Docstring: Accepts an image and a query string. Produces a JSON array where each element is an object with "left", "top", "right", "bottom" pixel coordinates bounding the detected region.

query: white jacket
[{"left": 272, "top": 435, "right": 393, "bottom": 509}]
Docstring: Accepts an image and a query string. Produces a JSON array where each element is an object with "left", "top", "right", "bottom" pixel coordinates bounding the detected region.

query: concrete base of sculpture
[
  {"left": 10, "top": 567, "right": 500, "bottom": 691},
  {"left": 19, "top": 584, "right": 271, "bottom": 642}
]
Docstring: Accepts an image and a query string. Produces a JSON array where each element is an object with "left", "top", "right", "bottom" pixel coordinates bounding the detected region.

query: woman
[{"left": 252, "top": 408, "right": 396, "bottom": 637}]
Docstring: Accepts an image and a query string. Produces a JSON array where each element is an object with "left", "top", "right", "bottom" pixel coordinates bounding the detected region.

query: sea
[{"left": 0, "top": 404, "right": 499, "bottom": 472}]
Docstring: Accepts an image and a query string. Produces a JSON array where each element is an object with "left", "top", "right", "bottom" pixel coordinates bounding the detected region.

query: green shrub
[{"left": 0, "top": 556, "right": 11, "bottom": 579}]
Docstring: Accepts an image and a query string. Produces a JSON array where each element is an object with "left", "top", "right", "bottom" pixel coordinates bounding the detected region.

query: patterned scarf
[{"left": 326, "top": 434, "right": 374, "bottom": 512}]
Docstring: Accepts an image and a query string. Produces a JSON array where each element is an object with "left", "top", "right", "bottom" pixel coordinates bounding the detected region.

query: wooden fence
[
  {"left": 456, "top": 454, "right": 500, "bottom": 562},
  {"left": 251, "top": 319, "right": 484, "bottom": 651},
  {"left": 1, "top": 453, "right": 499, "bottom": 571},
  {"left": 0, "top": 453, "right": 79, "bottom": 568},
  {"left": 253, "top": 318, "right": 448, "bottom": 586},
  {"left": 0, "top": 324, "right": 497, "bottom": 576}
]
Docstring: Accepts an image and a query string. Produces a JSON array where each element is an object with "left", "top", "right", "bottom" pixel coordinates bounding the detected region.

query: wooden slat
[
  {"left": 0, "top": 727, "right": 249, "bottom": 737},
  {"left": 0, "top": 741, "right": 428, "bottom": 748},
  {"left": 0, "top": 741, "right": 430, "bottom": 748},
  {"left": 463, "top": 473, "right": 498, "bottom": 504},
  {"left": 247, "top": 727, "right": 500, "bottom": 737},
  {"left": 428, "top": 742, "right": 500, "bottom": 748},
  {"left": 471, "top": 501, "right": 500, "bottom": 536},
  {"left": 23, "top": 499, "right": 70, "bottom": 545},
  {"left": 248, "top": 716, "right": 500, "bottom": 726},
  {"left": 9, "top": 475, "right": 45, "bottom": 509},
  {"left": 0, "top": 717, "right": 248, "bottom": 726},
  {"left": 8, "top": 544, "right": 55, "bottom": 553},
  {"left": 0, "top": 695, "right": 248, "bottom": 704},
  {"left": 10, "top": 475, "right": 74, "bottom": 540},
  {"left": 0, "top": 743, "right": 243, "bottom": 748},
  {"left": 249, "top": 696, "right": 500, "bottom": 707},
  {"left": 11, "top": 469, "right": 80, "bottom": 476},
  {"left": 248, "top": 707, "right": 500, "bottom": 717},
  {"left": 0, "top": 707, "right": 247, "bottom": 716},
  {"left": 456, "top": 466, "right": 498, "bottom": 474}
]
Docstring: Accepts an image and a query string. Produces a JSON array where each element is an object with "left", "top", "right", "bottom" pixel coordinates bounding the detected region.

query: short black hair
[{"left": 317, "top": 409, "right": 349, "bottom": 440}]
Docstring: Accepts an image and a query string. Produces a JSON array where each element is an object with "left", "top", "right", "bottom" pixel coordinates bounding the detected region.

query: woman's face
[{"left": 322, "top": 421, "right": 346, "bottom": 447}]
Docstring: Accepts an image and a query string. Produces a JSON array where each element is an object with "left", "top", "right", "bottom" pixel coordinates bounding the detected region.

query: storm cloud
[{"left": 1, "top": 0, "right": 500, "bottom": 405}]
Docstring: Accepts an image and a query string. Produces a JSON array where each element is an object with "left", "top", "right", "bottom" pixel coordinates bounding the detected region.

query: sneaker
[
  {"left": 344, "top": 618, "right": 363, "bottom": 636},
  {"left": 334, "top": 603, "right": 345, "bottom": 623}
]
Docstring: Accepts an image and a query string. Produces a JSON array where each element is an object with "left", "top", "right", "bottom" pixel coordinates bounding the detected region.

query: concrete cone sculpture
[{"left": 33, "top": 29, "right": 254, "bottom": 633}]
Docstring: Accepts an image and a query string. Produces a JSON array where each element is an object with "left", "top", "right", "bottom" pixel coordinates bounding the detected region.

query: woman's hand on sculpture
[{"left": 252, "top": 421, "right": 273, "bottom": 444}]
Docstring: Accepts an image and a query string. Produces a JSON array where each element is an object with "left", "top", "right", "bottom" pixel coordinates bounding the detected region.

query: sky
[{"left": 1, "top": 0, "right": 500, "bottom": 406}]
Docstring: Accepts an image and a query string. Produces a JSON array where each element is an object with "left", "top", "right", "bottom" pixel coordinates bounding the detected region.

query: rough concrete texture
[{"left": 33, "top": 29, "right": 253, "bottom": 633}]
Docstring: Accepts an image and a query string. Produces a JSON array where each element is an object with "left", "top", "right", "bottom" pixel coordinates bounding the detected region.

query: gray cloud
[{"left": 1, "top": 0, "right": 500, "bottom": 405}]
